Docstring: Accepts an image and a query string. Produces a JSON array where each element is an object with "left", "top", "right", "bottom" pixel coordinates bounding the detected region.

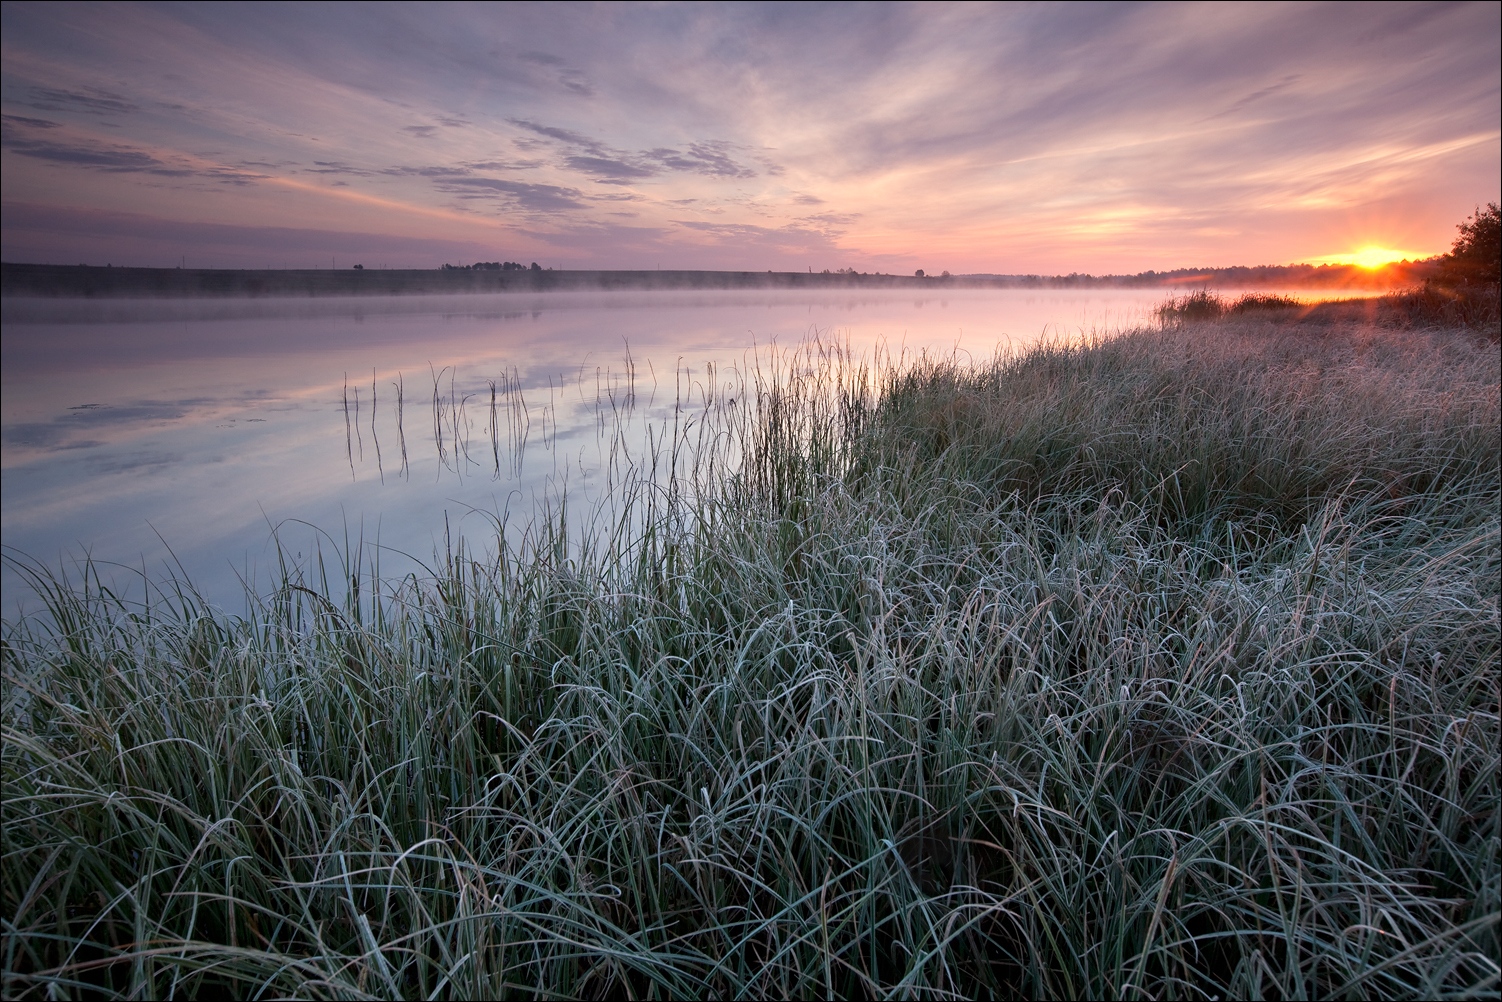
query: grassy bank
[
  {"left": 1157, "top": 288, "right": 1501, "bottom": 335},
  {"left": 4, "top": 318, "right": 1499, "bottom": 998}
]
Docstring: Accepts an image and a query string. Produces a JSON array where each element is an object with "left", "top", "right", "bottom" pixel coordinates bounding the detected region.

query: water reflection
[{"left": 1, "top": 287, "right": 1334, "bottom": 611}]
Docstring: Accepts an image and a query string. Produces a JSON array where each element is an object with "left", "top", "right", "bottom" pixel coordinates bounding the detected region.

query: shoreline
[{"left": 2, "top": 260, "right": 1421, "bottom": 299}]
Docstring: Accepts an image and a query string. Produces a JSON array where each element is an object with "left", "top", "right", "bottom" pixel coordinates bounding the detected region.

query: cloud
[
  {"left": 799, "top": 212, "right": 860, "bottom": 227},
  {"left": 436, "top": 177, "right": 587, "bottom": 211},
  {"left": 1357, "top": 1, "right": 1470, "bottom": 42},
  {"left": 644, "top": 142, "right": 757, "bottom": 179},
  {"left": 381, "top": 164, "right": 476, "bottom": 177},
  {"left": 305, "top": 160, "right": 375, "bottom": 175},
  {"left": 563, "top": 155, "right": 659, "bottom": 180},
  {"left": 1, "top": 117, "right": 265, "bottom": 183},
  {"left": 672, "top": 219, "right": 845, "bottom": 254},
  {"left": 2, "top": 115, "right": 162, "bottom": 170},
  {"left": 517, "top": 51, "right": 593, "bottom": 95},
  {"left": 520, "top": 218, "right": 671, "bottom": 251},
  {"left": 556, "top": 71, "right": 593, "bottom": 96},
  {"left": 508, "top": 118, "right": 597, "bottom": 147},
  {"left": 25, "top": 85, "right": 137, "bottom": 116},
  {"left": 461, "top": 159, "right": 541, "bottom": 170},
  {"left": 2, "top": 114, "right": 61, "bottom": 129},
  {"left": 1209, "top": 75, "right": 1302, "bottom": 120},
  {"left": 0, "top": 202, "right": 533, "bottom": 269},
  {"left": 2, "top": 133, "right": 190, "bottom": 173},
  {"left": 0, "top": 2, "right": 1494, "bottom": 271},
  {"left": 508, "top": 118, "right": 762, "bottom": 183}
]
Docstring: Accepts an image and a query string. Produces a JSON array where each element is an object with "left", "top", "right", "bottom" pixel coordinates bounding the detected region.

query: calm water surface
[{"left": 0, "top": 287, "right": 1293, "bottom": 611}]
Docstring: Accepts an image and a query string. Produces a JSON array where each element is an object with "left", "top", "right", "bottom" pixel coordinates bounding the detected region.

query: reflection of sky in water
[{"left": 1, "top": 287, "right": 1339, "bottom": 612}]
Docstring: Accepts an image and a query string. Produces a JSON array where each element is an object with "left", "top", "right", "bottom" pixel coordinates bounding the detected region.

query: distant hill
[{"left": 1, "top": 260, "right": 1435, "bottom": 298}]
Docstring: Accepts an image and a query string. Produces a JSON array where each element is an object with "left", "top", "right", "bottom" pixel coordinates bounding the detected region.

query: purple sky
[{"left": 2, "top": 1, "right": 1498, "bottom": 273}]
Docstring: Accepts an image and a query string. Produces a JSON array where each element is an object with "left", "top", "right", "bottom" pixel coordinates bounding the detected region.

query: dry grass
[{"left": 1158, "top": 288, "right": 1500, "bottom": 337}]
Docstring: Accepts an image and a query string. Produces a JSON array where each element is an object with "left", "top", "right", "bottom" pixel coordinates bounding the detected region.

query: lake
[{"left": 0, "top": 286, "right": 1316, "bottom": 612}]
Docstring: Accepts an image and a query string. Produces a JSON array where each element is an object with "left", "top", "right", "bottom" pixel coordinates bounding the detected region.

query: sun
[
  {"left": 1348, "top": 246, "right": 1413, "bottom": 269},
  {"left": 1311, "top": 245, "right": 1428, "bottom": 269}
]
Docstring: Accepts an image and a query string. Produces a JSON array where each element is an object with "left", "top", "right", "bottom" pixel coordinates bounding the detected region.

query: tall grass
[
  {"left": 4, "top": 319, "right": 1499, "bottom": 999},
  {"left": 1158, "top": 287, "right": 1502, "bottom": 336},
  {"left": 1156, "top": 291, "right": 1305, "bottom": 322}
]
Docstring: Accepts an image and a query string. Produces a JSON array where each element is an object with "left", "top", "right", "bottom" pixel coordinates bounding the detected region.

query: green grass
[{"left": 4, "top": 317, "right": 1499, "bottom": 999}]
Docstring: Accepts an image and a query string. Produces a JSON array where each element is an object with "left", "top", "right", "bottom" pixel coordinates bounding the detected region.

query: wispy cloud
[
  {"left": 25, "top": 85, "right": 137, "bottom": 116},
  {"left": 508, "top": 118, "right": 763, "bottom": 183},
  {"left": 2, "top": 116, "right": 266, "bottom": 183},
  {"left": 563, "top": 155, "right": 658, "bottom": 181},
  {"left": 305, "top": 161, "right": 373, "bottom": 176},
  {"left": 509, "top": 118, "right": 596, "bottom": 147},
  {"left": 435, "top": 177, "right": 586, "bottom": 212},
  {"left": 0, "top": 2, "right": 1495, "bottom": 271},
  {"left": 0, "top": 202, "right": 524, "bottom": 269}
]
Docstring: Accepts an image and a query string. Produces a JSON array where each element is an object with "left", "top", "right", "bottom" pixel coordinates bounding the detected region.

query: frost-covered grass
[{"left": 4, "top": 319, "right": 1498, "bottom": 999}]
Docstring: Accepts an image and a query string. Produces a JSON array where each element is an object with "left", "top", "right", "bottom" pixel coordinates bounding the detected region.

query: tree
[{"left": 1438, "top": 202, "right": 1500, "bottom": 288}]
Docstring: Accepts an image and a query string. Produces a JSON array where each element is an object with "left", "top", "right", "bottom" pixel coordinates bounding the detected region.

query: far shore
[{"left": 1, "top": 260, "right": 1427, "bottom": 299}]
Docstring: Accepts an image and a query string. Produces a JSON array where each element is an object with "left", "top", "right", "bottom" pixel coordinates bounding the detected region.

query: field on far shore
[{"left": 4, "top": 310, "right": 1498, "bottom": 998}]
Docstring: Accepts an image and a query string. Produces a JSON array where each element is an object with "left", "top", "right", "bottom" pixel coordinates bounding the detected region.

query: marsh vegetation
[{"left": 4, "top": 314, "right": 1498, "bottom": 998}]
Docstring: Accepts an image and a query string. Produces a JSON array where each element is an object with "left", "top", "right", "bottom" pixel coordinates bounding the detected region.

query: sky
[{"left": 1, "top": 1, "right": 1498, "bottom": 275}]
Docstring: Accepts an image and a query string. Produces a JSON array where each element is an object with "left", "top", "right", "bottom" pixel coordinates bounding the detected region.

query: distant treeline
[
  {"left": 968, "top": 259, "right": 1443, "bottom": 289},
  {"left": 442, "top": 261, "right": 539, "bottom": 272},
  {"left": 0, "top": 265, "right": 946, "bottom": 298},
  {"left": 1, "top": 259, "right": 1435, "bottom": 299}
]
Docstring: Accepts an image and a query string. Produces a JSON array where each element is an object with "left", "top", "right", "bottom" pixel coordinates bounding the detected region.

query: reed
[{"left": 4, "top": 318, "right": 1498, "bottom": 999}]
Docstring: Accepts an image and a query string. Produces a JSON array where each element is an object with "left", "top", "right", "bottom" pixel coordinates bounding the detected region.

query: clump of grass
[
  {"left": 1375, "top": 284, "right": 1501, "bottom": 335},
  {"left": 1287, "top": 289, "right": 1501, "bottom": 337},
  {"left": 1226, "top": 291, "right": 1304, "bottom": 312},
  {"left": 4, "top": 320, "right": 1499, "bottom": 999},
  {"left": 1156, "top": 290, "right": 1229, "bottom": 323},
  {"left": 1156, "top": 291, "right": 1305, "bottom": 324}
]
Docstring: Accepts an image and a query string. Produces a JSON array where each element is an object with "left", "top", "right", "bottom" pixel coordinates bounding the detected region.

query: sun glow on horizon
[{"left": 1311, "top": 245, "right": 1433, "bottom": 269}]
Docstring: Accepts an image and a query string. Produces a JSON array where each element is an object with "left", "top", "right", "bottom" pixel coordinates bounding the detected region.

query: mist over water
[{"left": 1, "top": 287, "right": 1325, "bottom": 611}]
